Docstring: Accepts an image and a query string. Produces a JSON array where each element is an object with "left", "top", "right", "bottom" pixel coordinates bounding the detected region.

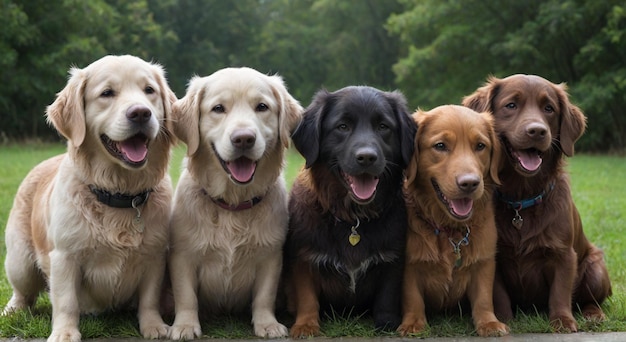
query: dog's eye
[
  {"left": 476, "top": 143, "right": 486, "bottom": 151},
  {"left": 338, "top": 123, "right": 349, "bottom": 131},
  {"left": 545, "top": 105, "right": 555, "bottom": 113},
  {"left": 433, "top": 142, "right": 447, "bottom": 151},
  {"left": 144, "top": 86, "right": 155, "bottom": 94},
  {"left": 378, "top": 123, "right": 389, "bottom": 131},
  {"left": 256, "top": 103, "right": 269, "bottom": 112},
  {"left": 101, "top": 89, "right": 115, "bottom": 97},
  {"left": 505, "top": 102, "right": 517, "bottom": 109},
  {"left": 212, "top": 104, "right": 225, "bottom": 113}
]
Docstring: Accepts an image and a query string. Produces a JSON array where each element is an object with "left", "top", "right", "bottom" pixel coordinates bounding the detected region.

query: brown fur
[
  {"left": 3, "top": 55, "right": 176, "bottom": 342},
  {"left": 463, "top": 74, "right": 612, "bottom": 332},
  {"left": 399, "top": 105, "right": 509, "bottom": 337}
]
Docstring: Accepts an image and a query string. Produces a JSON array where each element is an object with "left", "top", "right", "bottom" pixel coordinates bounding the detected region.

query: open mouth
[
  {"left": 101, "top": 134, "right": 149, "bottom": 168},
  {"left": 342, "top": 171, "right": 379, "bottom": 205},
  {"left": 502, "top": 137, "right": 543, "bottom": 175},
  {"left": 432, "top": 179, "right": 473, "bottom": 221},
  {"left": 213, "top": 145, "right": 257, "bottom": 185}
]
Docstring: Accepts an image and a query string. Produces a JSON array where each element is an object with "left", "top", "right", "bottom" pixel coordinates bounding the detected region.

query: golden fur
[
  {"left": 399, "top": 105, "right": 509, "bottom": 337},
  {"left": 168, "top": 67, "right": 302, "bottom": 339},
  {"left": 3, "top": 55, "right": 177, "bottom": 342}
]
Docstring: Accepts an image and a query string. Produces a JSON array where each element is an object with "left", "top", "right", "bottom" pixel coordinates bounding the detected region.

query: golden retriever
[
  {"left": 463, "top": 74, "right": 612, "bottom": 332},
  {"left": 399, "top": 105, "right": 509, "bottom": 337},
  {"left": 3, "top": 55, "right": 177, "bottom": 342},
  {"left": 168, "top": 67, "right": 302, "bottom": 339}
]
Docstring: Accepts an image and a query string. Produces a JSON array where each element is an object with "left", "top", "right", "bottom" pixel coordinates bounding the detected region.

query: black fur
[{"left": 285, "top": 86, "right": 417, "bottom": 332}]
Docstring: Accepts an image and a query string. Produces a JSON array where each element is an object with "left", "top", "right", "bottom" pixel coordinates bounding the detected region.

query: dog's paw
[
  {"left": 374, "top": 313, "right": 401, "bottom": 332},
  {"left": 476, "top": 321, "right": 510, "bottom": 337},
  {"left": 47, "top": 328, "right": 81, "bottom": 342},
  {"left": 169, "top": 323, "right": 201, "bottom": 340},
  {"left": 141, "top": 322, "right": 170, "bottom": 339},
  {"left": 582, "top": 304, "right": 606, "bottom": 322},
  {"left": 290, "top": 322, "right": 321, "bottom": 339},
  {"left": 550, "top": 314, "right": 578, "bottom": 333},
  {"left": 397, "top": 319, "right": 427, "bottom": 336},
  {"left": 254, "top": 321, "right": 288, "bottom": 338}
]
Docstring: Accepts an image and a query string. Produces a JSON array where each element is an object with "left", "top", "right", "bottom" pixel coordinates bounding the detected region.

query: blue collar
[{"left": 496, "top": 182, "right": 555, "bottom": 210}]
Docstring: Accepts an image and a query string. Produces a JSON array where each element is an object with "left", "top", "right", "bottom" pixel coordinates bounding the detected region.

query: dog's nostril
[
  {"left": 126, "top": 105, "right": 152, "bottom": 123},
  {"left": 356, "top": 148, "right": 378, "bottom": 166},
  {"left": 526, "top": 123, "right": 548, "bottom": 139},
  {"left": 457, "top": 174, "right": 480, "bottom": 193},
  {"left": 231, "top": 129, "right": 256, "bottom": 150}
]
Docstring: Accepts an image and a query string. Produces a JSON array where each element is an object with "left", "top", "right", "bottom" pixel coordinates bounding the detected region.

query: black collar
[
  {"left": 211, "top": 196, "right": 263, "bottom": 211},
  {"left": 89, "top": 185, "right": 151, "bottom": 209}
]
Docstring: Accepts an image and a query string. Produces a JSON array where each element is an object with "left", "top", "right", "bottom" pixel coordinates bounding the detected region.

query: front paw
[
  {"left": 254, "top": 321, "right": 288, "bottom": 338},
  {"left": 141, "top": 322, "right": 170, "bottom": 339},
  {"left": 290, "top": 321, "right": 321, "bottom": 338},
  {"left": 47, "top": 328, "right": 81, "bottom": 342},
  {"left": 374, "top": 312, "right": 401, "bottom": 332},
  {"left": 550, "top": 314, "right": 578, "bottom": 333},
  {"left": 397, "top": 318, "right": 427, "bottom": 336},
  {"left": 169, "top": 323, "right": 201, "bottom": 340},
  {"left": 476, "top": 321, "right": 510, "bottom": 337}
]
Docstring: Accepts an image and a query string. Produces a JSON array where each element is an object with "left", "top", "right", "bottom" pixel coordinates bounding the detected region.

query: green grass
[{"left": 0, "top": 143, "right": 624, "bottom": 338}]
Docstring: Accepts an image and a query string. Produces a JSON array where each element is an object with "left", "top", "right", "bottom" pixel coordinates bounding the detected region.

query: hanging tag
[
  {"left": 132, "top": 197, "right": 145, "bottom": 233},
  {"left": 348, "top": 218, "right": 361, "bottom": 246},
  {"left": 512, "top": 209, "right": 523, "bottom": 229}
]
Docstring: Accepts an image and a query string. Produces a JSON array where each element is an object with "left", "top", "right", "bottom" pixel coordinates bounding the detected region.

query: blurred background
[{"left": 1, "top": 0, "right": 624, "bottom": 152}]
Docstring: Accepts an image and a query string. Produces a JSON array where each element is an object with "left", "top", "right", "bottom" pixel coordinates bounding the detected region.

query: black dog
[{"left": 284, "top": 86, "right": 417, "bottom": 338}]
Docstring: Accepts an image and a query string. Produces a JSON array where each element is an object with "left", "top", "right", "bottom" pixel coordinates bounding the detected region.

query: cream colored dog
[
  {"left": 3, "top": 55, "right": 176, "bottom": 342},
  {"left": 168, "top": 67, "right": 302, "bottom": 339}
]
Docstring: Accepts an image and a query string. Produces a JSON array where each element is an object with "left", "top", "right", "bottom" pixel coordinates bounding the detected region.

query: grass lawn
[{"left": 0, "top": 143, "right": 624, "bottom": 338}]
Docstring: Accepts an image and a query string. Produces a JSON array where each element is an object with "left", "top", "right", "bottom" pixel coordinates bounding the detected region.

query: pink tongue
[
  {"left": 119, "top": 136, "right": 148, "bottom": 162},
  {"left": 515, "top": 149, "right": 542, "bottom": 171},
  {"left": 349, "top": 175, "right": 379, "bottom": 200},
  {"left": 226, "top": 157, "right": 256, "bottom": 183},
  {"left": 450, "top": 198, "right": 473, "bottom": 217}
]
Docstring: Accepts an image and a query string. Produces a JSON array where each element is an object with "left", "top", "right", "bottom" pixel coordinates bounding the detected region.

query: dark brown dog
[
  {"left": 399, "top": 105, "right": 509, "bottom": 337},
  {"left": 284, "top": 86, "right": 417, "bottom": 338},
  {"left": 463, "top": 74, "right": 612, "bottom": 332}
]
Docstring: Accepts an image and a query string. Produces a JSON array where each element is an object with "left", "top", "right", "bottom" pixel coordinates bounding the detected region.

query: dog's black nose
[
  {"left": 457, "top": 174, "right": 480, "bottom": 193},
  {"left": 355, "top": 147, "right": 378, "bottom": 167},
  {"left": 231, "top": 128, "right": 256, "bottom": 150},
  {"left": 526, "top": 122, "right": 548, "bottom": 140},
  {"left": 126, "top": 105, "right": 152, "bottom": 123}
]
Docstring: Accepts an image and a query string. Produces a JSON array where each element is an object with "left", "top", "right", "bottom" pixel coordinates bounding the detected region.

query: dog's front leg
[
  {"left": 467, "top": 260, "right": 509, "bottom": 337},
  {"left": 251, "top": 250, "right": 287, "bottom": 338},
  {"left": 137, "top": 253, "right": 169, "bottom": 339},
  {"left": 372, "top": 263, "right": 402, "bottom": 331},
  {"left": 548, "top": 247, "right": 578, "bottom": 333},
  {"left": 47, "top": 250, "right": 81, "bottom": 342},
  {"left": 289, "top": 260, "right": 321, "bottom": 338},
  {"left": 168, "top": 252, "right": 201, "bottom": 340},
  {"left": 397, "top": 263, "right": 427, "bottom": 336}
]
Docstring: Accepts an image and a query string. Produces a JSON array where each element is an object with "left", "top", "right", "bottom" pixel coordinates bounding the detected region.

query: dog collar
[
  {"left": 210, "top": 195, "right": 263, "bottom": 211},
  {"left": 496, "top": 182, "right": 555, "bottom": 210},
  {"left": 89, "top": 185, "right": 151, "bottom": 209}
]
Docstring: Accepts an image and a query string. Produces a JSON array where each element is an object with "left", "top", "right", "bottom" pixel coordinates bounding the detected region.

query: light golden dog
[
  {"left": 399, "top": 105, "right": 509, "bottom": 337},
  {"left": 168, "top": 67, "right": 302, "bottom": 339},
  {"left": 3, "top": 55, "right": 177, "bottom": 342}
]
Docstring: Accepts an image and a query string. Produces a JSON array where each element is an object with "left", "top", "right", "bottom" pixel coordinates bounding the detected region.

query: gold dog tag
[
  {"left": 348, "top": 218, "right": 361, "bottom": 246},
  {"left": 349, "top": 231, "right": 361, "bottom": 246}
]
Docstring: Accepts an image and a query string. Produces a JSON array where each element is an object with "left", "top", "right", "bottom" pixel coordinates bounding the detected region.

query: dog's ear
[
  {"left": 173, "top": 76, "right": 203, "bottom": 156},
  {"left": 480, "top": 111, "right": 502, "bottom": 185},
  {"left": 46, "top": 67, "right": 87, "bottom": 148},
  {"left": 462, "top": 76, "right": 501, "bottom": 113},
  {"left": 151, "top": 62, "right": 178, "bottom": 145},
  {"left": 555, "top": 83, "right": 586, "bottom": 157},
  {"left": 404, "top": 110, "right": 422, "bottom": 188},
  {"left": 268, "top": 74, "right": 303, "bottom": 149},
  {"left": 385, "top": 90, "right": 417, "bottom": 168},
  {"left": 292, "top": 89, "right": 330, "bottom": 168}
]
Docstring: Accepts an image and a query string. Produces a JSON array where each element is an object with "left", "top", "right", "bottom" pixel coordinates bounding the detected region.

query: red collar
[{"left": 211, "top": 196, "right": 263, "bottom": 211}]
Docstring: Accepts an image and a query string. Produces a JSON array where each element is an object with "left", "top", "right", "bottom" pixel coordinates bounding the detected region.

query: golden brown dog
[
  {"left": 168, "top": 67, "right": 302, "bottom": 339},
  {"left": 3, "top": 55, "right": 177, "bottom": 342},
  {"left": 399, "top": 105, "right": 509, "bottom": 337},
  {"left": 463, "top": 74, "right": 612, "bottom": 332}
]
